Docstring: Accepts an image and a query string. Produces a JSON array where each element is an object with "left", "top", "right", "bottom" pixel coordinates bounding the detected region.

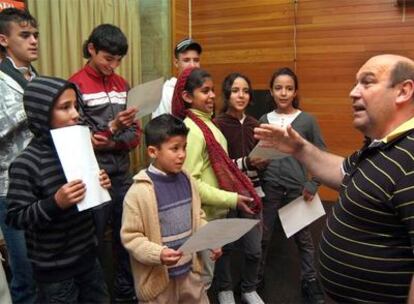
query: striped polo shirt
[{"left": 320, "top": 118, "right": 414, "bottom": 303}]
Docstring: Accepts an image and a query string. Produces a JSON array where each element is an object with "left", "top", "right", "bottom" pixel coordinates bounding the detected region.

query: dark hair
[
  {"left": 0, "top": 8, "right": 37, "bottom": 54},
  {"left": 389, "top": 60, "right": 414, "bottom": 87},
  {"left": 82, "top": 24, "right": 128, "bottom": 58},
  {"left": 183, "top": 68, "right": 212, "bottom": 108},
  {"left": 222, "top": 72, "right": 253, "bottom": 112},
  {"left": 145, "top": 114, "right": 189, "bottom": 147},
  {"left": 269, "top": 67, "right": 300, "bottom": 109}
]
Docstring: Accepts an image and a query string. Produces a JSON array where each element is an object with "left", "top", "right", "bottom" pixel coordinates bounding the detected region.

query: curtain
[{"left": 28, "top": 0, "right": 144, "bottom": 172}]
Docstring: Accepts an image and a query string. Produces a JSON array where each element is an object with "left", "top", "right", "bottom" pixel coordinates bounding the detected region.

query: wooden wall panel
[{"left": 172, "top": 0, "right": 414, "bottom": 201}]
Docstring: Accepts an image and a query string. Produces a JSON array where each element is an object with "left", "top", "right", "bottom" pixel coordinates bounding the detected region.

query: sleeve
[
  {"left": 112, "top": 122, "right": 141, "bottom": 151},
  {"left": 303, "top": 115, "right": 327, "bottom": 194},
  {"left": 0, "top": 84, "right": 25, "bottom": 143},
  {"left": 184, "top": 127, "right": 237, "bottom": 209},
  {"left": 121, "top": 186, "right": 164, "bottom": 266},
  {"left": 6, "top": 160, "right": 68, "bottom": 230},
  {"left": 152, "top": 81, "right": 172, "bottom": 118},
  {"left": 391, "top": 171, "right": 414, "bottom": 249}
]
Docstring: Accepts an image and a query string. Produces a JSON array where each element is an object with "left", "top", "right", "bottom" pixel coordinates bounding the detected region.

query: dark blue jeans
[
  {"left": 93, "top": 174, "right": 135, "bottom": 299},
  {"left": 214, "top": 210, "right": 262, "bottom": 293},
  {"left": 36, "top": 259, "right": 109, "bottom": 304},
  {"left": 259, "top": 185, "right": 316, "bottom": 282},
  {"left": 0, "top": 196, "right": 36, "bottom": 304}
]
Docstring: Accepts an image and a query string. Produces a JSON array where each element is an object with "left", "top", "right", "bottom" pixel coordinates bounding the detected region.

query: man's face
[
  {"left": 175, "top": 49, "right": 200, "bottom": 75},
  {"left": 87, "top": 44, "right": 123, "bottom": 76},
  {"left": 349, "top": 57, "right": 399, "bottom": 139},
  {"left": 0, "top": 21, "right": 38, "bottom": 67}
]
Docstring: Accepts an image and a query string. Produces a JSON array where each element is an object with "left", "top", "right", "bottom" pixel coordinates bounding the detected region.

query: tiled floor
[{"left": 208, "top": 202, "right": 335, "bottom": 304}]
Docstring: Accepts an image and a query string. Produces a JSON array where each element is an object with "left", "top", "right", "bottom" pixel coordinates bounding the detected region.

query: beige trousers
[{"left": 141, "top": 271, "right": 209, "bottom": 304}]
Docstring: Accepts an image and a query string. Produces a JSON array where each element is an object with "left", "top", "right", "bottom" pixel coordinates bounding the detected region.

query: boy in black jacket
[{"left": 6, "top": 76, "right": 110, "bottom": 303}]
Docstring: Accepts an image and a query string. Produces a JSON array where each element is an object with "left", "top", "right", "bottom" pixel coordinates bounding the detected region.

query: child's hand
[
  {"left": 54, "top": 180, "right": 86, "bottom": 209},
  {"left": 110, "top": 107, "right": 137, "bottom": 132},
  {"left": 160, "top": 248, "right": 182, "bottom": 266},
  {"left": 99, "top": 169, "right": 111, "bottom": 189},
  {"left": 91, "top": 134, "right": 115, "bottom": 150},
  {"left": 209, "top": 248, "right": 222, "bottom": 261},
  {"left": 302, "top": 188, "right": 314, "bottom": 202},
  {"left": 249, "top": 157, "right": 270, "bottom": 170},
  {"left": 236, "top": 195, "right": 255, "bottom": 215}
]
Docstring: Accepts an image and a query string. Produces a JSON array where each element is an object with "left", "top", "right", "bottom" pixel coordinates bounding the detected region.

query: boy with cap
[{"left": 152, "top": 37, "right": 202, "bottom": 118}]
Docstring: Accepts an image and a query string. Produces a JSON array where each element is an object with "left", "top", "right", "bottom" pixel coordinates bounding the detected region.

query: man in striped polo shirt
[{"left": 254, "top": 54, "right": 414, "bottom": 303}]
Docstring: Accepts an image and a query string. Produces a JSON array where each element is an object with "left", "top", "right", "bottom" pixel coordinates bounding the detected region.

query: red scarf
[{"left": 172, "top": 68, "right": 262, "bottom": 213}]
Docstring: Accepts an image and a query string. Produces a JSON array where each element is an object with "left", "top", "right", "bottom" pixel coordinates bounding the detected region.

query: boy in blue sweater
[{"left": 121, "top": 114, "right": 221, "bottom": 303}]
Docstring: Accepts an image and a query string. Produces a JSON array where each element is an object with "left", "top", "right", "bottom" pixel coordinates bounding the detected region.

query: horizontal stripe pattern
[
  {"left": 82, "top": 91, "right": 126, "bottom": 107},
  {"left": 6, "top": 77, "right": 96, "bottom": 282},
  {"left": 320, "top": 131, "right": 414, "bottom": 303}
]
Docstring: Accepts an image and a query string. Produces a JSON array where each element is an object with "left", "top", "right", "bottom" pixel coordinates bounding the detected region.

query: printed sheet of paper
[
  {"left": 278, "top": 193, "right": 325, "bottom": 238},
  {"left": 179, "top": 218, "right": 259, "bottom": 254},
  {"left": 127, "top": 77, "right": 164, "bottom": 118},
  {"left": 249, "top": 141, "right": 289, "bottom": 160},
  {"left": 51, "top": 125, "right": 111, "bottom": 211}
]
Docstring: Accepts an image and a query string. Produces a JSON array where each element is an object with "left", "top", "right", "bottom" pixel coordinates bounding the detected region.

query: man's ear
[
  {"left": 182, "top": 91, "right": 193, "bottom": 104},
  {"left": 396, "top": 79, "right": 414, "bottom": 105},
  {"left": 0, "top": 34, "right": 9, "bottom": 49},
  {"left": 147, "top": 145, "right": 158, "bottom": 159}
]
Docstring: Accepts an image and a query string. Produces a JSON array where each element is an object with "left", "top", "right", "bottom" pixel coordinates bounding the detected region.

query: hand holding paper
[
  {"left": 178, "top": 218, "right": 259, "bottom": 254},
  {"left": 51, "top": 125, "right": 111, "bottom": 211},
  {"left": 278, "top": 193, "right": 325, "bottom": 238}
]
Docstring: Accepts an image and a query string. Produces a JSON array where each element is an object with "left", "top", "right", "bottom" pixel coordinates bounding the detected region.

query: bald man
[{"left": 255, "top": 54, "right": 414, "bottom": 303}]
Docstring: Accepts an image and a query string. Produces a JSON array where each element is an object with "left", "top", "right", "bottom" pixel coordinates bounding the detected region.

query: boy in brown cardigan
[{"left": 121, "top": 114, "right": 221, "bottom": 303}]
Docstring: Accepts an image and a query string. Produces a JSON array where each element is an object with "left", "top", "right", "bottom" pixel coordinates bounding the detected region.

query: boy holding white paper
[
  {"left": 121, "top": 114, "right": 221, "bottom": 303},
  {"left": 6, "top": 76, "right": 110, "bottom": 303},
  {"left": 69, "top": 24, "right": 140, "bottom": 302}
]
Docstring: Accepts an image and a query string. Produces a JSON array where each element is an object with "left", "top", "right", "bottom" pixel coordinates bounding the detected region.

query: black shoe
[{"left": 301, "top": 278, "right": 325, "bottom": 304}]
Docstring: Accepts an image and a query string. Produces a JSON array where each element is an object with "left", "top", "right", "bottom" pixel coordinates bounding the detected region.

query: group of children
[{"left": 0, "top": 7, "right": 326, "bottom": 304}]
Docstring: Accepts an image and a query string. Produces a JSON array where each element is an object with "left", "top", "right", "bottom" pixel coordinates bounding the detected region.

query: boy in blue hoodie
[{"left": 6, "top": 76, "right": 110, "bottom": 303}]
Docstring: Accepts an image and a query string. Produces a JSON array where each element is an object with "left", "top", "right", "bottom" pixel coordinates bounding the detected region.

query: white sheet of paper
[
  {"left": 127, "top": 77, "right": 164, "bottom": 118},
  {"left": 278, "top": 193, "right": 325, "bottom": 238},
  {"left": 178, "top": 218, "right": 259, "bottom": 254},
  {"left": 51, "top": 125, "right": 111, "bottom": 211},
  {"left": 249, "top": 141, "right": 289, "bottom": 160}
]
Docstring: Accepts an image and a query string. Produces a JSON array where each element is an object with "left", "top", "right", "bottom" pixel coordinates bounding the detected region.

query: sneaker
[
  {"left": 241, "top": 291, "right": 265, "bottom": 304},
  {"left": 301, "top": 278, "right": 325, "bottom": 304},
  {"left": 218, "top": 290, "right": 236, "bottom": 304}
]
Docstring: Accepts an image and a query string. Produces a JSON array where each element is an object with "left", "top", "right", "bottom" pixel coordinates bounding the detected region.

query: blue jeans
[
  {"left": 0, "top": 196, "right": 35, "bottom": 304},
  {"left": 215, "top": 210, "right": 262, "bottom": 293},
  {"left": 36, "top": 259, "right": 109, "bottom": 304},
  {"left": 259, "top": 185, "right": 317, "bottom": 282}
]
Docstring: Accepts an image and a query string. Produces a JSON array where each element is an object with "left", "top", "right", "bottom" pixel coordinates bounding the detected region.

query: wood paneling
[{"left": 171, "top": 0, "right": 414, "bottom": 201}]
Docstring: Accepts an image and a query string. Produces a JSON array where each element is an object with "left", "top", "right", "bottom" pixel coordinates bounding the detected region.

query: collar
[
  {"left": 148, "top": 163, "right": 167, "bottom": 176},
  {"left": 6, "top": 56, "right": 36, "bottom": 81},
  {"left": 84, "top": 63, "right": 110, "bottom": 80},
  {"left": 380, "top": 117, "right": 414, "bottom": 144},
  {"left": 189, "top": 108, "right": 213, "bottom": 120}
]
